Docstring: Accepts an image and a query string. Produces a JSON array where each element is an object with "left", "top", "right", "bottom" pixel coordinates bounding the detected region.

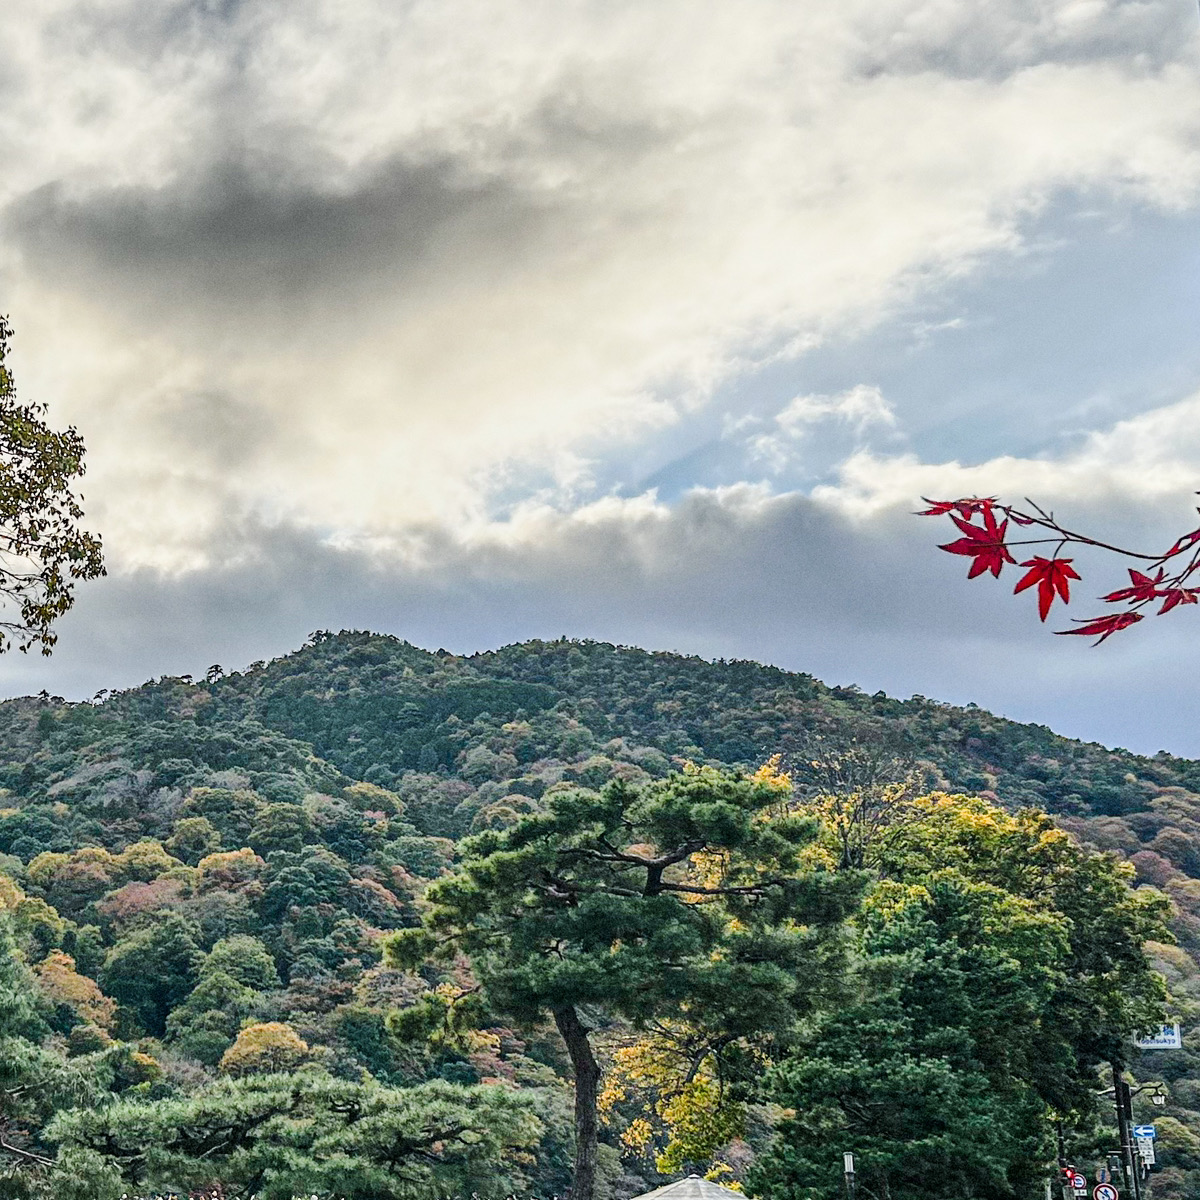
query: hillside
[
  {"left": 12, "top": 629, "right": 1199, "bottom": 879},
  {"left": 0, "top": 631, "right": 1198, "bottom": 1197}
]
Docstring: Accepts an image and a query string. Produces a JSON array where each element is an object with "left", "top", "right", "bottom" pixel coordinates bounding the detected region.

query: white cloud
[
  {"left": 815, "top": 388, "right": 1200, "bottom": 528},
  {"left": 1, "top": 0, "right": 1198, "bottom": 575},
  {"left": 778, "top": 386, "right": 896, "bottom": 436},
  {"left": 749, "top": 385, "right": 897, "bottom": 469}
]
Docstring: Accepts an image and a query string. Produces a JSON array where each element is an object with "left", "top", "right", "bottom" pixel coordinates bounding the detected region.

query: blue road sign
[{"left": 1133, "top": 1125, "right": 1157, "bottom": 1139}]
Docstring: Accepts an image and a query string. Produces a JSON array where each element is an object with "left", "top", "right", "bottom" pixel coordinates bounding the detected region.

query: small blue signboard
[
  {"left": 1135, "top": 1023, "right": 1181, "bottom": 1050},
  {"left": 1133, "top": 1125, "right": 1157, "bottom": 1140}
]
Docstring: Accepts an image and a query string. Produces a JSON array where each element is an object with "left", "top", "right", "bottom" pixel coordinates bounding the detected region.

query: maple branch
[
  {"left": 918, "top": 494, "right": 1200, "bottom": 641},
  {"left": 1001, "top": 503, "right": 1165, "bottom": 562}
]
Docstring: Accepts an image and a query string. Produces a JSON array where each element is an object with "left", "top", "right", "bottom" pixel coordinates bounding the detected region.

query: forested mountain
[{"left": 0, "top": 631, "right": 1198, "bottom": 1199}]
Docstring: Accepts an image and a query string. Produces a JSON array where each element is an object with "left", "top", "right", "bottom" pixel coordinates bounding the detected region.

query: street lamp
[
  {"left": 843, "top": 1152, "right": 856, "bottom": 1200},
  {"left": 1098, "top": 1073, "right": 1170, "bottom": 1200}
]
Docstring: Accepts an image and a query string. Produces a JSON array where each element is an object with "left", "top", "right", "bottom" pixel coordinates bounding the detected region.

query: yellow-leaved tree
[
  {"left": 219, "top": 1022, "right": 311, "bottom": 1076},
  {"left": 600, "top": 1032, "right": 752, "bottom": 1182}
]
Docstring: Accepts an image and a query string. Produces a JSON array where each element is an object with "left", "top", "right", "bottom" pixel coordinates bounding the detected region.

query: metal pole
[
  {"left": 1127, "top": 1096, "right": 1143, "bottom": 1200},
  {"left": 1111, "top": 1064, "right": 1141, "bottom": 1200},
  {"left": 843, "top": 1151, "right": 857, "bottom": 1200},
  {"left": 1056, "top": 1120, "right": 1072, "bottom": 1200}
]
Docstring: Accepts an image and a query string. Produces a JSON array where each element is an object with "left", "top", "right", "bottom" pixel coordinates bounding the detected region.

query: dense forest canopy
[{"left": 0, "top": 631, "right": 1196, "bottom": 1199}]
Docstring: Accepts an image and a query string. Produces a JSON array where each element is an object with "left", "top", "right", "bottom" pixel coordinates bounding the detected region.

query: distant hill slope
[
  {"left": 3, "top": 628, "right": 1199, "bottom": 864},
  {"left": 201, "top": 630, "right": 1200, "bottom": 821}
]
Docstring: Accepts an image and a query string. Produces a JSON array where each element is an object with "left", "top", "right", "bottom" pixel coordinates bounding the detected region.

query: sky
[{"left": 3, "top": 0, "right": 1200, "bottom": 756}]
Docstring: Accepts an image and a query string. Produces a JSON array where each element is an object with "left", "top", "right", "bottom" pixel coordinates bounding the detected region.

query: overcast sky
[{"left": 3, "top": 0, "right": 1200, "bottom": 755}]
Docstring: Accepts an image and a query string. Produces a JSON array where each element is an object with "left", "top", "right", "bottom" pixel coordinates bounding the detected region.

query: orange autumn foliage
[{"left": 35, "top": 949, "right": 116, "bottom": 1030}]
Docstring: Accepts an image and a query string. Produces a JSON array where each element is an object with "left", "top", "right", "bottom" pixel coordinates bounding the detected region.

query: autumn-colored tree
[
  {"left": 112, "top": 840, "right": 182, "bottom": 883},
  {"left": 599, "top": 1033, "right": 749, "bottom": 1177},
  {"left": 920, "top": 494, "right": 1200, "bottom": 640},
  {"left": 0, "top": 317, "right": 104, "bottom": 655},
  {"left": 195, "top": 847, "right": 268, "bottom": 895},
  {"left": 33, "top": 951, "right": 115, "bottom": 1032},
  {"left": 27, "top": 842, "right": 183, "bottom": 924},
  {"left": 95, "top": 878, "right": 187, "bottom": 933},
  {"left": 777, "top": 741, "right": 919, "bottom": 871},
  {"left": 218, "top": 1021, "right": 311, "bottom": 1076},
  {"left": 25, "top": 849, "right": 115, "bottom": 921},
  {"left": 0, "top": 911, "right": 104, "bottom": 1194},
  {"left": 0, "top": 874, "right": 69, "bottom": 961}
]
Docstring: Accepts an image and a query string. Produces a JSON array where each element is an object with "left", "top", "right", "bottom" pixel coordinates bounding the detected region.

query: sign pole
[
  {"left": 843, "top": 1152, "right": 856, "bottom": 1200},
  {"left": 1111, "top": 1064, "right": 1140, "bottom": 1200}
]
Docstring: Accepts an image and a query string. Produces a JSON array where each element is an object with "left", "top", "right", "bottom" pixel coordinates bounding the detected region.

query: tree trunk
[{"left": 555, "top": 1004, "right": 601, "bottom": 1200}]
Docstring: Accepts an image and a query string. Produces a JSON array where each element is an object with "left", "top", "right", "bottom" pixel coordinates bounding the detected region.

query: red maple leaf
[
  {"left": 938, "top": 508, "right": 1015, "bottom": 579},
  {"left": 917, "top": 499, "right": 958, "bottom": 516},
  {"left": 917, "top": 496, "right": 999, "bottom": 518},
  {"left": 1158, "top": 588, "right": 1200, "bottom": 614},
  {"left": 1102, "top": 568, "right": 1165, "bottom": 604},
  {"left": 1012, "top": 556, "right": 1080, "bottom": 621},
  {"left": 1164, "top": 528, "right": 1200, "bottom": 557},
  {"left": 956, "top": 497, "right": 997, "bottom": 518},
  {"left": 1056, "top": 612, "right": 1143, "bottom": 643}
]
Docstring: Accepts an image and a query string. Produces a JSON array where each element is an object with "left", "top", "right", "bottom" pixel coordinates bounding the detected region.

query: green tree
[
  {"left": 180, "top": 788, "right": 261, "bottom": 848},
  {"left": 751, "top": 792, "right": 1170, "bottom": 1200},
  {"left": 868, "top": 793, "right": 1170, "bottom": 1097},
  {"left": 751, "top": 880, "right": 1060, "bottom": 1200},
  {"left": 165, "top": 970, "right": 265, "bottom": 1065},
  {"left": 100, "top": 912, "right": 203, "bottom": 1036},
  {"left": 260, "top": 846, "right": 351, "bottom": 919},
  {"left": 249, "top": 802, "right": 314, "bottom": 857},
  {"left": 165, "top": 816, "right": 221, "bottom": 865},
  {"left": 0, "top": 912, "right": 99, "bottom": 1194},
  {"left": 0, "top": 317, "right": 104, "bottom": 656},
  {"left": 202, "top": 934, "right": 280, "bottom": 990},
  {"left": 48, "top": 1073, "right": 543, "bottom": 1200},
  {"left": 388, "top": 767, "right": 861, "bottom": 1200}
]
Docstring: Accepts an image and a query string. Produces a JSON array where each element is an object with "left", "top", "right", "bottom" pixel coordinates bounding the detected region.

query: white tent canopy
[{"left": 631, "top": 1176, "right": 746, "bottom": 1200}]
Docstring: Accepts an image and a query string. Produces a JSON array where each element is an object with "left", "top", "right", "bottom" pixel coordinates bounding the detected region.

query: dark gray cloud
[
  {"left": 151, "top": 387, "right": 274, "bottom": 470},
  {"left": 6, "top": 154, "right": 539, "bottom": 328}
]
